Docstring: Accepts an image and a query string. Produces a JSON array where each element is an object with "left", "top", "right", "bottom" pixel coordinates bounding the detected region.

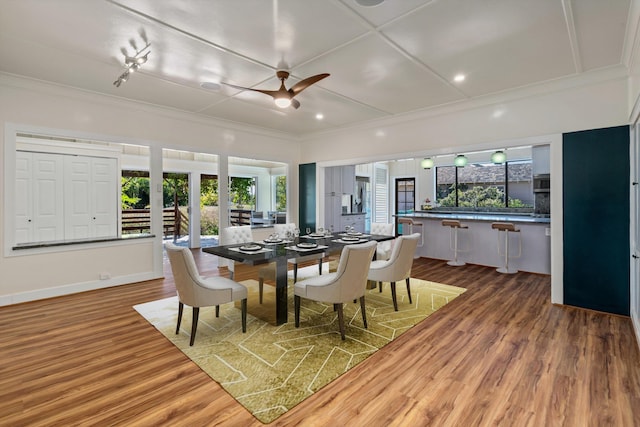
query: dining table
[{"left": 202, "top": 231, "right": 395, "bottom": 325}]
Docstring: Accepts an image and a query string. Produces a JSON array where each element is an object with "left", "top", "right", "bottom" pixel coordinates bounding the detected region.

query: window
[
  {"left": 395, "top": 178, "right": 415, "bottom": 214},
  {"left": 274, "top": 175, "right": 286, "bottom": 211},
  {"left": 436, "top": 160, "right": 533, "bottom": 209}
]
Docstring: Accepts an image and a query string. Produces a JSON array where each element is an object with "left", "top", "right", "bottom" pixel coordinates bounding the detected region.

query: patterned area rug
[{"left": 134, "top": 278, "right": 465, "bottom": 424}]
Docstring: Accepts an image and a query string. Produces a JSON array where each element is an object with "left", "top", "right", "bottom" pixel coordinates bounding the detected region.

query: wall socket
[
  {"left": 99, "top": 272, "right": 111, "bottom": 280},
  {"left": 545, "top": 227, "right": 551, "bottom": 236}
]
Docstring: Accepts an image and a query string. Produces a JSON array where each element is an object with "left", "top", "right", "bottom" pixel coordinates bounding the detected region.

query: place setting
[
  {"left": 228, "top": 243, "right": 272, "bottom": 254},
  {"left": 285, "top": 240, "right": 328, "bottom": 252},
  {"left": 259, "top": 232, "right": 294, "bottom": 246}
]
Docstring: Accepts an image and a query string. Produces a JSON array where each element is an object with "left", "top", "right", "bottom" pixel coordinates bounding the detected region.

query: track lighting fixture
[{"left": 113, "top": 42, "right": 151, "bottom": 88}]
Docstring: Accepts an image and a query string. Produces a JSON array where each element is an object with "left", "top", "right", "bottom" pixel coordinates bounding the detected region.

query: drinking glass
[{"left": 306, "top": 227, "right": 311, "bottom": 236}]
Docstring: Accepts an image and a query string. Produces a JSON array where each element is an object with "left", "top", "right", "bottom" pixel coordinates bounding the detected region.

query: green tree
[{"left": 230, "top": 177, "right": 255, "bottom": 208}]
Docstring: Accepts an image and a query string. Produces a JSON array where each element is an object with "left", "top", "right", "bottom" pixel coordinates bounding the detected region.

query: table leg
[{"left": 275, "top": 257, "right": 288, "bottom": 325}]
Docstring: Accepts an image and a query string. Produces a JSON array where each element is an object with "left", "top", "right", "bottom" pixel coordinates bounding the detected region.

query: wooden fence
[{"left": 121, "top": 207, "right": 189, "bottom": 238}]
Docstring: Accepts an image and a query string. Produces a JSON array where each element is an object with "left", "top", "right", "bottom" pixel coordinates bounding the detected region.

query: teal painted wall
[
  {"left": 563, "top": 125, "right": 630, "bottom": 315},
  {"left": 299, "top": 163, "right": 316, "bottom": 232}
]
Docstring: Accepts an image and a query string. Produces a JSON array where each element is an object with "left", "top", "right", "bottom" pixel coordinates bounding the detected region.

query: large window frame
[{"left": 435, "top": 160, "right": 533, "bottom": 209}]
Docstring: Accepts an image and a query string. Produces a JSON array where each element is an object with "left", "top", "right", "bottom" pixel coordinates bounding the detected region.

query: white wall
[{"left": 0, "top": 74, "right": 300, "bottom": 305}]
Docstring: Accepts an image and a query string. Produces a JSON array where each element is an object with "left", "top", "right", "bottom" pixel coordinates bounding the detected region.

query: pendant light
[
  {"left": 454, "top": 154, "right": 468, "bottom": 167},
  {"left": 491, "top": 150, "right": 507, "bottom": 164},
  {"left": 420, "top": 158, "right": 434, "bottom": 169}
]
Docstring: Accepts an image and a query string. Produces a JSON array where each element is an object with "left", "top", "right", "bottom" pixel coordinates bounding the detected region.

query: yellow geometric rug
[{"left": 134, "top": 278, "right": 465, "bottom": 424}]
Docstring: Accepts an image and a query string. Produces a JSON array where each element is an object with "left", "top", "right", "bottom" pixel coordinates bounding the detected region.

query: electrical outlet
[
  {"left": 99, "top": 272, "right": 111, "bottom": 280},
  {"left": 545, "top": 227, "right": 551, "bottom": 236}
]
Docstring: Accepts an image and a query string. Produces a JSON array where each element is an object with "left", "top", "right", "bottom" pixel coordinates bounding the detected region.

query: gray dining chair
[
  {"left": 294, "top": 240, "right": 377, "bottom": 340},
  {"left": 367, "top": 233, "right": 420, "bottom": 311},
  {"left": 165, "top": 243, "right": 248, "bottom": 345}
]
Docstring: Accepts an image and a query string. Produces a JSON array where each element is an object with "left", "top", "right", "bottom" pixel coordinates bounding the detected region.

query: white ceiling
[{"left": 0, "top": 0, "right": 633, "bottom": 136}]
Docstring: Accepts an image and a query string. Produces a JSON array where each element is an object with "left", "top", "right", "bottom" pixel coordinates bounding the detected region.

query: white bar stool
[
  {"left": 398, "top": 217, "right": 424, "bottom": 258},
  {"left": 442, "top": 219, "right": 468, "bottom": 266},
  {"left": 491, "top": 222, "right": 521, "bottom": 274}
]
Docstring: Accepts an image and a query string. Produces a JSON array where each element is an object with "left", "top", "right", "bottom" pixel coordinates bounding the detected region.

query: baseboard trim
[{"left": 0, "top": 271, "right": 163, "bottom": 307}]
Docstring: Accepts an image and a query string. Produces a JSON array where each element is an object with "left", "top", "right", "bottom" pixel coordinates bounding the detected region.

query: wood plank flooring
[{"left": 1, "top": 252, "right": 639, "bottom": 426}]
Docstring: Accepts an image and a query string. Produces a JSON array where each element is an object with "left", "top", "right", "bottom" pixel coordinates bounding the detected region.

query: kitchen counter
[
  {"left": 341, "top": 212, "right": 365, "bottom": 216},
  {"left": 395, "top": 211, "right": 551, "bottom": 274},
  {"left": 398, "top": 211, "right": 550, "bottom": 223}
]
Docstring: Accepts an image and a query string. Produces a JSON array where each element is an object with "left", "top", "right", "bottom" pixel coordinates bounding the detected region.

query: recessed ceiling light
[
  {"left": 200, "top": 82, "right": 221, "bottom": 91},
  {"left": 355, "top": 0, "right": 384, "bottom": 6},
  {"left": 316, "top": 113, "right": 324, "bottom": 120},
  {"left": 454, "top": 74, "right": 465, "bottom": 83}
]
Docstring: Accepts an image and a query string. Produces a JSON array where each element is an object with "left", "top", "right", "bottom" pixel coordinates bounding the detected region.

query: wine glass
[{"left": 305, "top": 227, "right": 311, "bottom": 236}]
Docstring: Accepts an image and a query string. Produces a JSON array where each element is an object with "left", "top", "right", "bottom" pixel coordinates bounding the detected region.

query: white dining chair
[
  {"left": 275, "top": 223, "right": 325, "bottom": 281},
  {"left": 294, "top": 240, "right": 377, "bottom": 340},
  {"left": 220, "top": 225, "right": 254, "bottom": 279},
  {"left": 367, "top": 233, "right": 420, "bottom": 311},
  {"left": 165, "top": 243, "right": 248, "bottom": 346},
  {"left": 370, "top": 222, "right": 395, "bottom": 261}
]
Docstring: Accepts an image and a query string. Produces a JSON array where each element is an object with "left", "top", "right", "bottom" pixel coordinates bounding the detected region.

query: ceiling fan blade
[
  {"left": 289, "top": 73, "right": 330, "bottom": 96},
  {"left": 291, "top": 98, "right": 301, "bottom": 109},
  {"left": 222, "top": 82, "right": 282, "bottom": 99}
]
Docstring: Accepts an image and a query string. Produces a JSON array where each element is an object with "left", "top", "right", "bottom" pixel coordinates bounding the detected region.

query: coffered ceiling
[{"left": 0, "top": 0, "right": 633, "bottom": 136}]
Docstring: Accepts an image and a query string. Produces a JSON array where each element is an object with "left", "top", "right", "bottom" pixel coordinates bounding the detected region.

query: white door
[
  {"left": 15, "top": 151, "right": 33, "bottom": 244},
  {"left": 64, "top": 156, "right": 92, "bottom": 239},
  {"left": 32, "top": 153, "right": 64, "bottom": 242},
  {"left": 92, "top": 157, "right": 118, "bottom": 238}
]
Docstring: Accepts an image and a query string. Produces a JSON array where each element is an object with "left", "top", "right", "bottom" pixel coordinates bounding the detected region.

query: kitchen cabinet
[
  {"left": 532, "top": 145, "right": 550, "bottom": 175},
  {"left": 325, "top": 165, "right": 355, "bottom": 195},
  {"left": 324, "top": 165, "right": 356, "bottom": 230},
  {"left": 341, "top": 165, "right": 355, "bottom": 195}
]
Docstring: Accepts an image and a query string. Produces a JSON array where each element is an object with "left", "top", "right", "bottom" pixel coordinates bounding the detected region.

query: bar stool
[
  {"left": 398, "top": 218, "right": 424, "bottom": 258},
  {"left": 442, "top": 219, "right": 468, "bottom": 266},
  {"left": 491, "top": 222, "right": 521, "bottom": 274}
]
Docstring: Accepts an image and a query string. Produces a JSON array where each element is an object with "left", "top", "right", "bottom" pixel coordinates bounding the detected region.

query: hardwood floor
[{"left": 1, "top": 252, "right": 639, "bottom": 426}]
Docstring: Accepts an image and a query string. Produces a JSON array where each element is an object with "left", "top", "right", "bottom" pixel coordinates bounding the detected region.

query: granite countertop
[{"left": 395, "top": 211, "right": 550, "bottom": 224}]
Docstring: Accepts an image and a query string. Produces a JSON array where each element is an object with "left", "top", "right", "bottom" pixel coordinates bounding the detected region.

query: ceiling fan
[{"left": 223, "top": 70, "right": 329, "bottom": 109}]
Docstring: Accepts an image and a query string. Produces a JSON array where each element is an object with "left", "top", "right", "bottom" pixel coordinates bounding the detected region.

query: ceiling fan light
[
  {"left": 491, "top": 150, "right": 507, "bottom": 164},
  {"left": 420, "top": 158, "right": 434, "bottom": 169},
  {"left": 274, "top": 97, "right": 292, "bottom": 108},
  {"left": 454, "top": 154, "right": 468, "bottom": 167}
]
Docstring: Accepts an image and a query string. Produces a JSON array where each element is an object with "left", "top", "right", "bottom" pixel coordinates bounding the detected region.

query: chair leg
[
  {"left": 259, "top": 278, "right": 264, "bottom": 304},
  {"left": 241, "top": 298, "right": 247, "bottom": 333},
  {"left": 293, "top": 264, "right": 298, "bottom": 282},
  {"left": 390, "top": 282, "right": 398, "bottom": 311},
  {"left": 319, "top": 259, "right": 323, "bottom": 275},
  {"left": 216, "top": 305, "right": 220, "bottom": 317},
  {"left": 406, "top": 277, "right": 412, "bottom": 304},
  {"left": 294, "top": 295, "right": 301, "bottom": 327},
  {"left": 176, "top": 301, "right": 184, "bottom": 334},
  {"left": 359, "top": 296, "right": 368, "bottom": 329},
  {"left": 336, "top": 303, "right": 346, "bottom": 340},
  {"left": 379, "top": 281, "right": 383, "bottom": 292},
  {"left": 190, "top": 307, "right": 200, "bottom": 346}
]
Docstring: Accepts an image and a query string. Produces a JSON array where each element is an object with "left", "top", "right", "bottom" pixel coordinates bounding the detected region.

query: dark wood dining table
[{"left": 202, "top": 232, "right": 395, "bottom": 325}]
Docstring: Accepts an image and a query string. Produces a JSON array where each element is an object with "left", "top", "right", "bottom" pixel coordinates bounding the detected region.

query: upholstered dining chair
[
  {"left": 165, "top": 243, "right": 248, "bottom": 346},
  {"left": 367, "top": 233, "right": 420, "bottom": 311},
  {"left": 275, "top": 223, "right": 325, "bottom": 281},
  {"left": 220, "top": 225, "right": 254, "bottom": 279},
  {"left": 294, "top": 240, "right": 377, "bottom": 340},
  {"left": 370, "top": 222, "right": 395, "bottom": 261}
]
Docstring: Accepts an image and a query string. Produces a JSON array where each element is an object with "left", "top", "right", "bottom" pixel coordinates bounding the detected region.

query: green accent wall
[
  {"left": 563, "top": 125, "right": 630, "bottom": 315},
  {"left": 299, "top": 163, "right": 316, "bottom": 233}
]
